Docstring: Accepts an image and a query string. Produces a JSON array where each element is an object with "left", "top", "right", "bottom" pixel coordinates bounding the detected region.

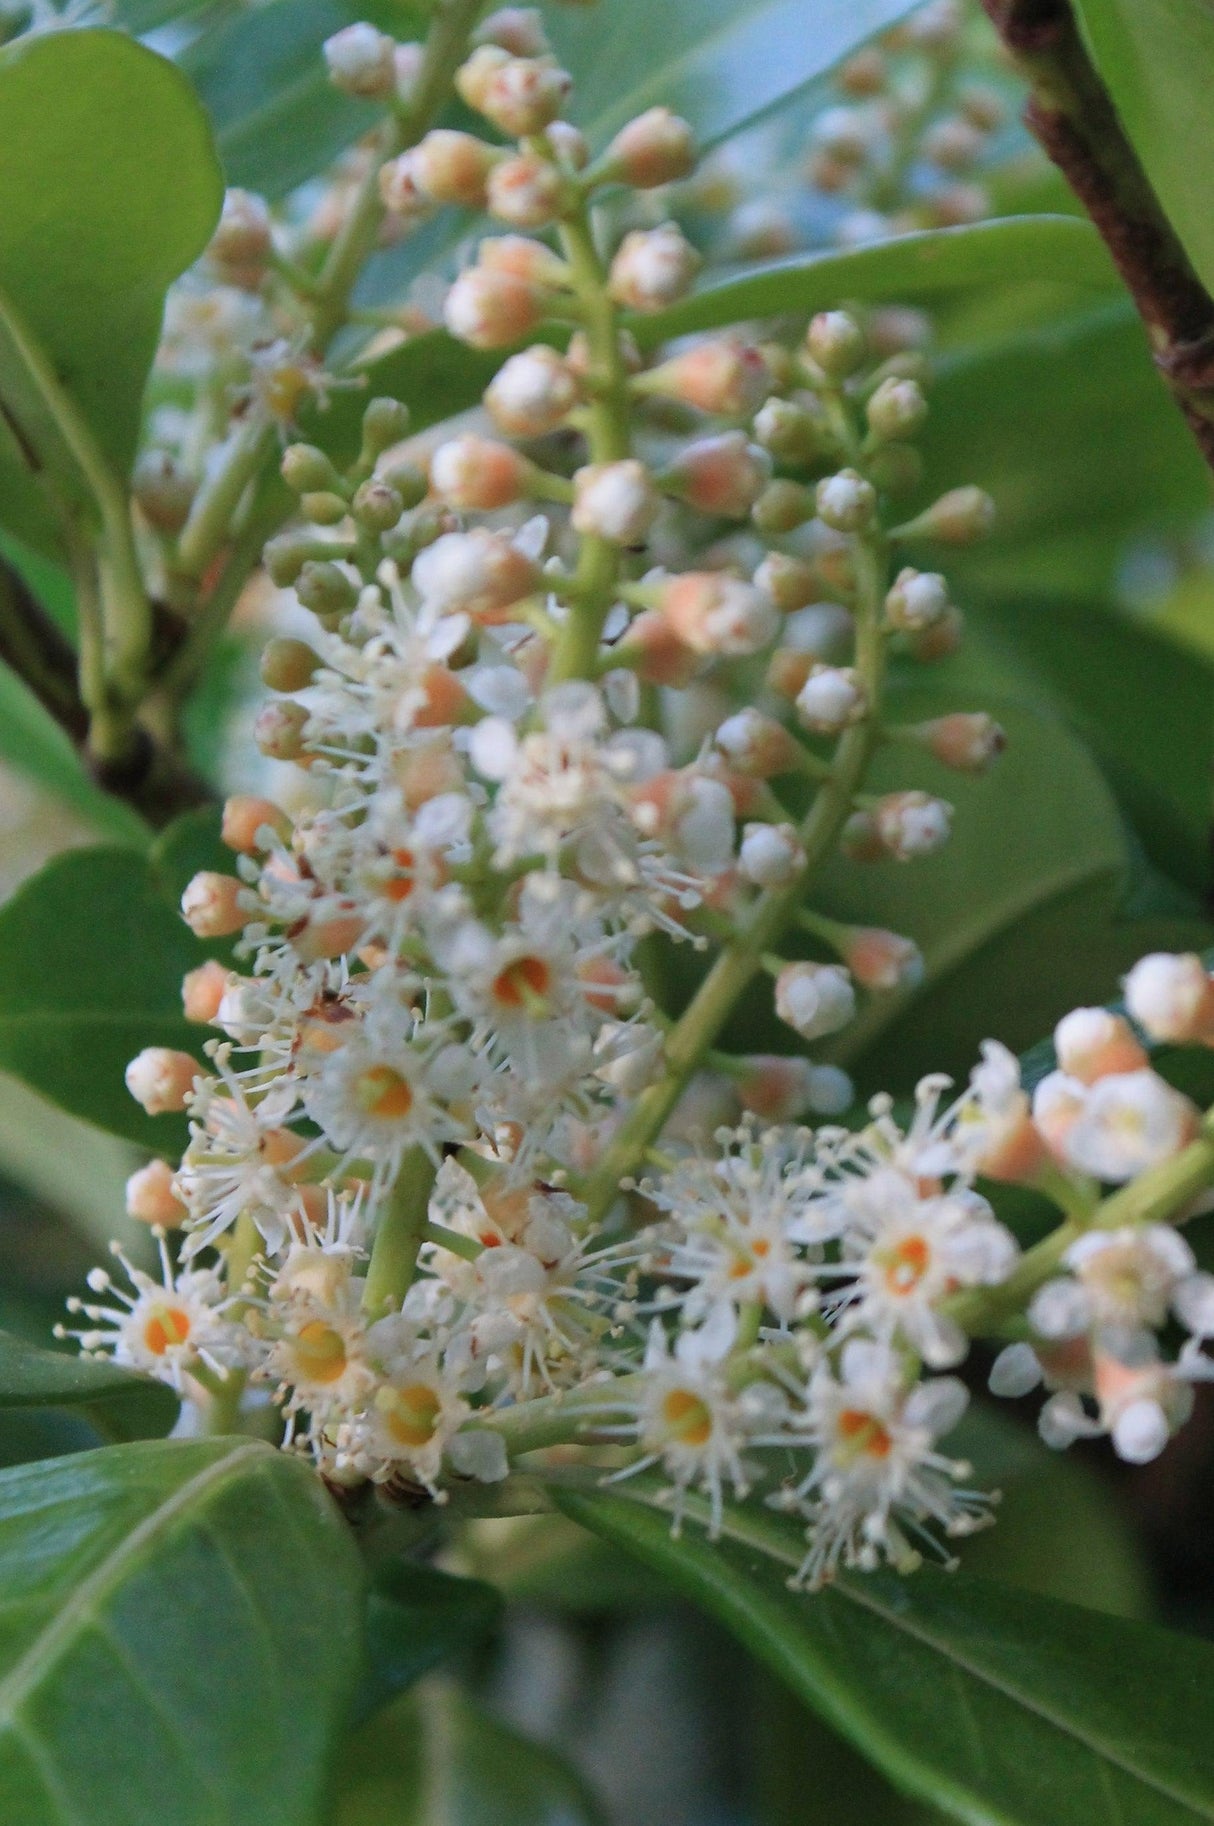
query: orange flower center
[
  {"left": 661, "top": 1386, "right": 713, "bottom": 1449},
  {"left": 491, "top": 954, "right": 552, "bottom": 1015},
  {"left": 355, "top": 1064, "right": 415, "bottom": 1120},
  {"left": 879, "top": 1233, "right": 931, "bottom": 1295},
  {"left": 383, "top": 848, "right": 416, "bottom": 904},
  {"left": 836, "top": 1407, "right": 892, "bottom": 1461},
  {"left": 291, "top": 1320, "right": 348, "bottom": 1385},
  {"left": 142, "top": 1304, "right": 192, "bottom": 1356}
]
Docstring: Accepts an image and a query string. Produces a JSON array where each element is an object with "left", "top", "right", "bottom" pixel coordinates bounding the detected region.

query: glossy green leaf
[
  {"left": 0, "top": 1437, "right": 364, "bottom": 1826},
  {"left": 558, "top": 1486, "right": 1214, "bottom": 1826},
  {"left": 0, "top": 810, "right": 233, "bottom": 1150},
  {"left": 334, "top": 1685, "right": 605, "bottom": 1826},
  {"left": 0, "top": 1329, "right": 176, "bottom": 1442},
  {"left": 358, "top": 1562, "right": 502, "bottom": 1721},
  {"left": 634, "top": 217, "right": 1117, "bottom": 348},
  {"left": 548, "top": 0, "right": 912, "bottom": 151},
  {"left": 0, "top": 30, "right": 222, "bottom": 552},
  {"left": 1072, "top": 0, "right": 1214, "bottom": 296}
]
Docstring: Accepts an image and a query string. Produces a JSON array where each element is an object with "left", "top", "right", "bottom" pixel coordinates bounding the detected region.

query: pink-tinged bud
[
  {"left": 1031, "top": 1070, "right": 1087, "bottom": 1162},
  {"left": 752, "top": 553, "right": 818, "bottom": 614},
  {"left": 221, "top": 795, "right": 290, "bottom": 854},
  {"left": 603, "top": 106, "right": 697, "bottom": 188},
  {"left": 411, "top": 662, "right": 473, "bottom": 730},
  {"left": 479, "top": 234, "right": 567, "bottom": 286},
  {"left": 815, "top": 468, "right": 877, "bottom": 533},
  {"left": 323, "top": 22, "right": 397, "bottom": 99},
  {"left": 884, "top": 566, "right": 949, "bottom": 632},
  {"left": 664, "top": 431, "right": 771, "bottom": 518},
  {"left": 631, "top": 770, "right": 735, "bottom": 872},
  {"left": 430, "top": 434, "right": 532, "bottom": 510},
  {"left": 978, "top": 1107, "right": 1049, "bottom": 1186},
  {"left": 181, "top": 871, "right": 247, "bottom": 939},
  {"left": 900, "top": 485, "right": 995, "bottom": 545},
  {"left": 125, "top": 1047, "right": 198, "bottom": 1116},
  {"left": 907, "top": 603, "right": 965, "bottom": 662},
  {"left": 1054, "top": 1008, "right": 1148, "bottom": 1085},
  {"left": 608, "top": 222, "right": 700, "bottom": 312},
  {"left": 641, "top": 339, "right": 771, "bottom": 416},
  {"left": 735, "top": 1055, "right": 820, "bottom": 1122},
  {"left": 572, "top": 460, "right": 660, "bottom": 544},
  {"left": 254, "top": 699, "right": 309, "bottom": 761},
  {"left": 660, "top": 572, "right": 779, "bottom": 656},
  {"left": 378, "top": 151, "right": 428, "bottom": 218},
  {"left": 484, "top": 345, "right": 579, "bottom": 436},
  {"left": 208, "top": 188, "right": 272, "bottom": 285},
  {"left": 487, "top": 152, "right": 565, "bottom": 227},
  {"left": 841, "top": 926, "right": 924, "bottom": 991},
  {"left": 795, "top": 664, "right": 867, "bottom": 734},
  {"left": 292, "top": 912, "right": 367, "bottom": 964},
  {"left": 474, "top": 7, "right": 550, "bottom": 55},
  {"left": 412, "top": 527, "right": 540, "bottom": 623},
  {"left": 714, "top": 707, "right": 800, "bottom": 777},
  {"left": 125, "top": 1159, "right": 187, "bottom": 1227},
  {"left": 622, "top": 609, "right": 700, "bottom": 685},
  {"left": 774, "top": 961, "right": 856, "bottom": 1040},
  {"left": 840, "top": 809, "right": 886, "bottom": 862},
  {"left": 412, "top": 130, "right": 500, "bottom": 208},
  {"left": 443, "top": 267, "right": 546, "bottom": 348},
  {"left": 873, "top": 790, "right": 953, "bottom": 860},
  {"left": 467, "top": 52, "right": 571, "bottom": 135},
  {"left": 1124, "top": 952, "right": 1214, "bottom": 1046},
  {"left": 395, "top": 742, "right": 467, "bottom": 809},
  {"left": 181, "top": 959, "right": 230, "bottom": 1025},
  {"left": 547, "top": 120, "right": 589, "bottom": 168},
  {"left": 805, "top": 310, "right": 866, "bottom": 377},
  {"left": 918, "top": 712, "right": 1006, "bottom": 773},
  {"left": 739, "top": 821, "right": 806, "bottom": 887},
  {"left": 866, "top": 375, "right": 928, "bottom": 441}
]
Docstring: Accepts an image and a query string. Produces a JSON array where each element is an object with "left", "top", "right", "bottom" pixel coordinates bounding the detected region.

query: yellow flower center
[
  {"left": 378, "top": 1382, "right": 442, "bottom": 1449},
  {"left": 290, "top": 1320, "right": 348, "bottom": 1385},
  {"left": 661, "top": 1386, "right": 713, "bottom": 1449},
  {"left": 355, "top": 1064, "right": 415, "bottom": 1121}
]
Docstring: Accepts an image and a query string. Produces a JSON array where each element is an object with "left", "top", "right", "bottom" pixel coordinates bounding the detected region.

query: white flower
[
  {"left": 774, "top": 961, "right": 855, "bottom": 1041},
  {"left": 61, "top": 1232, "right": 233, "bottom": 1393},
  {"left": 1060, "top": 1069, "right": 1196, "bottom": 1181}
]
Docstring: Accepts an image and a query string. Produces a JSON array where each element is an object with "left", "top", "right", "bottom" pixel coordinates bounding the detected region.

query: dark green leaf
[
  {"left": 0, "top": 30, "right": 222, "bottom": 551},
  {"left": 358, "top": 1562, "right": 502, "bottom": 1721},
  {"left": 0, "top": 1329, "right": 177, "bottom": 1443},
  {"left": 334, "top": 1686, "right": 605, "bottom": 1825},
  {"left": 558, "top": 1486, "right": 1214, "bottom": 1826},
  {"left": 0, "top": 1437, "right": 364, "bottom": 1826},
  {"left": 634, "top": 217, "right": 1118, "bottom": 348},
  {"left": 1072, "top": 0, "right": 1214, "bottom": 295},
  {"left": 0, "top": 811, "right": 232, "bottom": 1150}
]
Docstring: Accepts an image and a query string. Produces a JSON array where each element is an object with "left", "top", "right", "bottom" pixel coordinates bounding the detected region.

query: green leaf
[
  {"left": 558, "top": 1486, "right": 1214, "bottom": 1826},
  {"left": 634, "top": 217, "right": 1118, "bottom": 348},
  {"left": 0, "top": 30, "right": 222, "bottom": 552},
  {"left": 1072, "top": 0, "right": 1214, "bottom": 296},
  {"left": 0, "top": 811, "right": 233, "bottom": 1150},
  {"left": 334, "top": 1686, "right": 605, "bottom": 1825},
  {"left": 0, "top": 1437, "right": 364, "bottom": 1826},
  {"left": 548, "top": 0, "right": 913, "bottom": 152},
  {"left": 0, "top": 1329, "right": 177, "bottom": 1443},
  {"left": 358, "top": 1562, "right": 502, "bottom": 1721}
]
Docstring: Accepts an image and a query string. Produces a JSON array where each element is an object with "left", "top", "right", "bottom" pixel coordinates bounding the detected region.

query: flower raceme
[{"left": 67, "top": 22, "right": 1214, "bottom": 1590}]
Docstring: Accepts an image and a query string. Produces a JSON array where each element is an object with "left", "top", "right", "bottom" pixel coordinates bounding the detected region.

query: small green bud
[
  {"left": 894, "top": 485, "right": 995, "bottom": 546},
  {"left": 752, "top": 396, "right": 831, "bottom": 466},
  {"left": 300, "top": 491, "right": 350, "bottom": 526},
  {"left": 351, "top": 478, "right": 404, "bottom": 533},
  {"left": 260, "top": 637, "right": 321, "bottom": 693},
  {"left": 865, "top": 442, "right": 923, "bottom": 496},
  {"left": 296, "top": 560, "right": 357, "bottom": 621},
  {"left": 281, "top": 443, "right": 342, "bottom": 496},
  {"left": 752, "top": 478, "right": 815, "bottom": 534},
  {"left": 376, "top": 455, "right": 429, "bottom": 511},
  {"left": 359, "top": 397, "right": 411, "bottom": 463},
  {"left": 264, "top": 534, "right": 316, "bottom": 586}
]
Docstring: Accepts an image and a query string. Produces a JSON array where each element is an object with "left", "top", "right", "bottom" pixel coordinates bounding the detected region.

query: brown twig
[
  {"left": 983, "top": 0, "right": 1214, "bottom": 470},
  {"left": 0, "top": 555, "right": 213, "bottom": 828}
]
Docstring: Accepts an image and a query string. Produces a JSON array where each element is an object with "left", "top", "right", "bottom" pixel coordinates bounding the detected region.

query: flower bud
[
  {"left": 608, "top": 222, "right": 700, "bottom": 312},
  {"left": 484, "top": 346, "right": 579, "bottom": 436},
  {"left": 125, "top": 1158, "right": 187, "bottom": 1228},
  {"left": 1031, "top": 1070, "right": 1087, "bottom": 1162},
  {"left": 735, "top": 1055, "right": 821, "bottom": 1122},
  {"left": 899, "top": 485, "right": 995, "bottom": 545},
  {"left": 221, "top": 795, "right": 290, "bottom": 855},
  {"left": 360, "top": 396, "right": 411, "bottom": 460},
  {"left": 866, "top": 375, "right": 928, "bottom": 441},
  {"left": 474, "top": 7, "right": 550, "bottom": 55},
  {"left": 873, "top": 790, "right": 953, "bottom": 860},
  {"left": 431, "top": 434, "right": 533, "bottom": 510},
  {"left": 412, "top": 527, "right": 540, "bottom": 622},
  {"left": 663, "top": 432, "right": 771, "bottom": 518},
  {"left": 805, "top": 310, "right": 866, "bottom": 378},
  {"left": 840, "top": 809, "right": 887, "bottom": 863},
  {"left": 486, "top": 152, "right": 565, "bottom": 227},
  {"left": 739, "top": 821, "right": 805, "bottom": 887},
  {"left": 714, "top": 707, "right": 800, "bottom": 777},
  {"left": 443, "top": 266, "right": 547, "bottom": 348},
  {"left": 752, "top": 394, "right": 831, "bottom": 466},
  {"left": 774, "top": 961, "right": 856, "bottom": 1040},
  {"left": 259, "top": 638, "right": 319, "bottom": 695},
  {"left": 640, "top": 339, "right": 771, "bottom": 416},
  {"left": 916, "top": 712, "right": 1006, "bottom": 773},
  {"left": 125, "top": 1048, "right": 198, "bottom": 1116},
  {"left": 181, "top": 959, "right": 230, "bottom": 1025},
  {"left": 479, "top": 234, "right": 567, "bottom": 286},
  {"left": 840, "top": 926, "right": 924, "bottom": 991},
  {"left": 884, "top": 566, "right": 949, "bottom": 632},
  {"left": 208, "top": 188, "right": 272, "bottom": 285},
  {"left": 660, "top": 572, "right": 779, "bottom": 656},
  {"left": 464, "top": 51, "right": 571, "bottom": 135},
  {"left": 752, "top": 552, "right": 819, "bottom": 613},
  {"left": 1124, "top": 952, "right": 1214, "bottom": 1046},
  {"left": 838, "top": 47, "right": 887, "bottom": 95},
  {"left": 866, "top": 442, "right": 923, "bottom": 496},
  {"left": 923, "top": 117, "right": 984, "bottom": 172},
  {"left": 296, "top": 560, "right": 358, "bottom": 622},
  {"left": 1062, "top": 1068, "right": 1197, "bottom": 1182},
  {"left": 323, "top": 22, "right": 397, "bottom": 99},
  {"left": 254, "top": 699, "right": 309, "bottom": 761},
  {"left": 753, "top": 483, "right": 817, "bottom": 540},
  {"left": 547, "top": 120, "right": 589, "bottom": 168},
  {"left": 376, "top": 455, "right": 428, "bottom": 510},
  {"left": 1054, "top": 1008, "right": 1148, "bottom": 1085},
  {"left": 299, "top": 490, "right": 348, "bottom": 527},
  {"left": 412, "top": 130, "right": 500, "bottom": 208},
  {"left": 809, "top": 107, "right": 872, "bottom": 165},
  {"left": 281, "top": 443, "right": 341, "bottom": 497},
  {"left": 602, "top": 107, "right": 697, "bottom": 188},
  {"left": 378, "top": 150, "right": 427, "bottom": 217},
  {"left": 795, "top": 664, "right": 867, "bottom": 734},
  {"left": 620, "top": 610, "right": 700, "bottom": 686},
  {"left": 132, "top": 451, "right": 195, "bottom": 533},
  {"left": 181, "top": 871, "right": 247, "bottom": 939},
  {"left": 907, "top": 603, "right": 965, "bottom": 662},
  {"left": 351, "top": 478, "right": 404, "bottom": 532},
  {"left": 815, "top": 468, "right": 877, "bottom": 533},
  {"left": 572, "top": 460, "right": 660, "bottom": 544}
]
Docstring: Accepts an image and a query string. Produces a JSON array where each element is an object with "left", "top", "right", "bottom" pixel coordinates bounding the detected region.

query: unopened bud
[
  {"left": 602, "top": 106, "right": 697, "bottom": 188},
  {"left": 462, "top": 50, "right": 571, "bottom": 135},
  {"left": 898, "top": 485, "right": 995, "bottom": 545},
  {"left": 884, "top": 566, "right": 948, "bottom": 632},
  {"left": 431, "top": 435, "right": 532, "bottom": 511},
  {"left": 866, "top": 375, "right": 928, "bottom": 441},
  {"left": 264, "top": 534, "right": 317, "bottom": 587},
  {"left": 923, "top": 117, "right": 984, "bottom": 171},
  {"left": 125, "top": 1158, "right": 187, "bottom": 1227},
  {"left": 487, "top": 152, "right": 565, "bottom": 227},
  {"left": 735, "top": 1055, "right": 821, "bottom": 1122},
  {"left": 132, "top": 451, "right": 195, "bottom": 533},
  {"left": 815, "top": 469, "right": 877, "bottom": 533},
  {"left": 873, "top": 790, "right": 953, "bottom": 860},
  {"left": 474, "top": 7, "right": 550, "bottom": 55},
  {"left": 795, "top": 663, "right": 867, "bottom": 735},
  {"left": 1124, "top": 952, "right": 1214, "bottom": 1046},
  {"left": 740, "top": 821, "right": 806, "bottom": 887},
  {"left": 608, "top": 222, "right": 700, "bottom": 312},
  {"left": 300, "top": 491, "right": 348, "bottom": 526},
  {"left": 379, "top": 150, "right": 427, "bottom": 217},
  {"left": 714, "top": 707, "right": 800, "bottom": 777},
  {"left": 360, "top": 397, "right": 411, "bottom": 461},
  {"left": 752, "top": 552, "right": 818, "bottom": 613},
  {"left": 640, "top": 338, "right": 771, "bottom": 416},
  {"left": 660, "top": 572, "right": 779, "bottom": 656},
  {"left": 281, "top": 443, "right": 342, "bottom": 496},
  {"left": 412, "top": 130, "right": 500, "bottom": 208},
  {"left": 221, "top": 795, "right": 290, "bottom": 854},
  {"left": 841, "top": 926, "right": 924, "bottom": 991},
  {"left": 752, "top": 479, "right": 814, "bottom": 534},
  {"left": 208, "top": 188, "right": 272, "bottom": 285},
  {"left": 480, "top": 234, "right": 567, "bottom": 286},
  {"left": 547, "top": 120, "right": 589, "bottom": 169},
  {"left": 1054, "top": 1008, "right": 1148, "bottom": 1085},
  {"left": 296, "top": 560, "right": 358, "bottom": 621},
  {"left": 907, "top": 603, "right": 965, "bottom": 661},
  {"left": 254, "top": 699, "right": 309, "bottom": 761},
  {"left": 484, "top": 345, "right": 579, "bottom": 436},
  {"left": 664, "top": 432, "right": 770, "bottom": 518},
  {"left": 865, "top": 442, "right": 924, "bottom": 497},
  {"left": 752, "top": 395, "right": 830, "bottom": 465},
  {"left": 323, "top": 22, "right": 397, "bottom": 99},
  {"left": 838, "top": 47, "right": 886, "bottom": 96},
  {"left": 444, "top": 266, "right": 547, "bottom": 348},
  {"left": 960, "top": 82, "right": 1005, "bottom": 131},
  {"left": 181, "top": 871, "right": 247, "bottom": 939},
  {"left": 181, "top": 959, "right": 230, "bottom": 1025},
  {"left": 805, "top": 310, "right": 865, "bottom": 378},
  {"left": 917, "top": 712, "right": 1005, "bottom": 773},
  {"left": 572, "top": 460, "right": 660, "bottom": 544},
  {"left": 774, "top": 961, "right": 856, "bottom": 1040},
  {"left": 125, "top": 1047, "right": 198, "bottom": 1116}
]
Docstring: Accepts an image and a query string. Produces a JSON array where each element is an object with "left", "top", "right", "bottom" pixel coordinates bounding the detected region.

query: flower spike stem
[{"left": 362, "top": 1147, "right": 439, "bottom": 1317}]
